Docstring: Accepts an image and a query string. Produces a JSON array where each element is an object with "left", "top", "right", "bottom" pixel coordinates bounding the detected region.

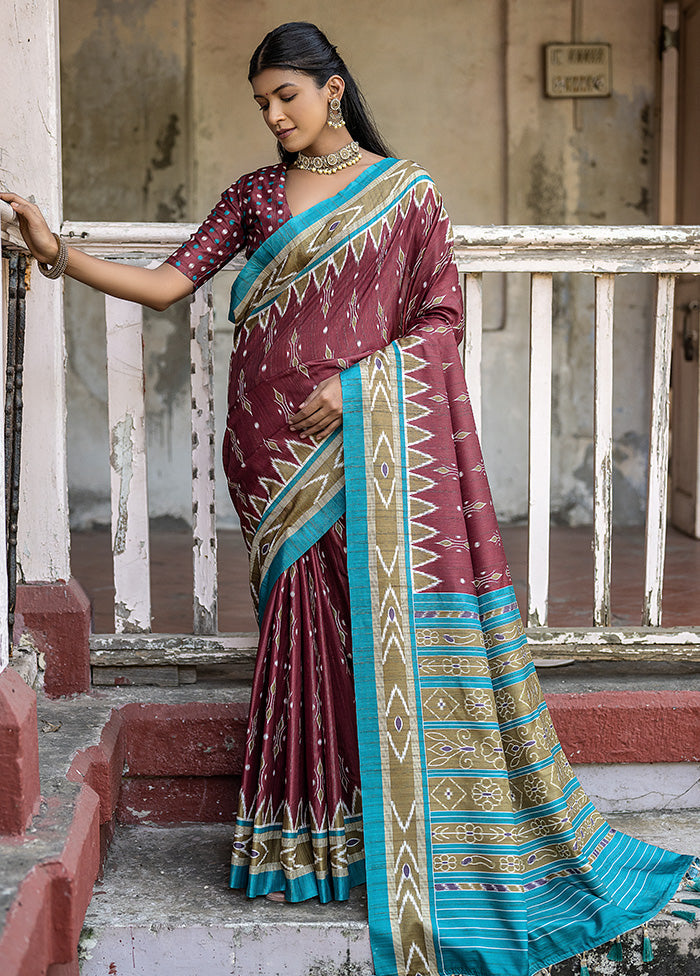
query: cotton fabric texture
[{"left": 167, "top": 157, "right": 692, "bottom": 976}]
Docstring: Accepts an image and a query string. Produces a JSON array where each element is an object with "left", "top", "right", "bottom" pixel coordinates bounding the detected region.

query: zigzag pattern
[
  {"left": 249, "top": 434, "right": 345, "bottom": 613},
  {"left": 360, "top": 346, "right": 439, "bottom": 976}
]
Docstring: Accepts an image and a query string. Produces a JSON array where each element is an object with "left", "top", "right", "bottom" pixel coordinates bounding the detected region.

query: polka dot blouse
[{"left": 166, "top": 163, "right": 290, "bottom": 290}]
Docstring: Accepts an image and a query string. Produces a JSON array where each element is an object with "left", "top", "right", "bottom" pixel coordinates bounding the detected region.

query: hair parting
[{"left": 249, "top": 21, "right": 393, "bottom": 165}]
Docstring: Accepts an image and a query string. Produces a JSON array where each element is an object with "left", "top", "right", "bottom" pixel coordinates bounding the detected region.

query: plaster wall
[
  {"left": 1, "top": 0, "right": 71, "bottom": 580},
  {"left": 59, "top": 0, "right": 661, "bottom": 530}
]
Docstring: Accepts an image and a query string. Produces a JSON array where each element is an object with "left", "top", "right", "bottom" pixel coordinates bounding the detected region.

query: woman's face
[{"left": 251, "top": 68, "right": 343, "bottom": 153}]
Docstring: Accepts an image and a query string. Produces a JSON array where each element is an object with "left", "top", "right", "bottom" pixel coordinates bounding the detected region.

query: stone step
[
  {"left": 80, "top": 814, "right": 700, "bottom": 976},
  {"left": 80, "top": 823, "right": 372, "bottom": 976}
]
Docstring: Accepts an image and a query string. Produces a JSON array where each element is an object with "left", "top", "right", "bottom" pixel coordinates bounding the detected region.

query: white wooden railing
[{"left": 58, "top": 222, "right": 700, "bottom": 671}]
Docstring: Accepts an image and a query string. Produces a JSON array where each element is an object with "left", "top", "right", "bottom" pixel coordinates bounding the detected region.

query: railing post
[
  {"left": 527, "top": 272, "right": 553, "bottom": 627},
  {"left": 593, "top": 274, "right": 615, "bottom": 626},
  {"left": 190, "top": 284, "right": 218, "bottom": 634},
  {"left": 462, "top": 272, "right": 483, "bottom": 439},
  {"left": 105, "top": 294, "right": 152, "bottom": 633},
  {"left": 643, "top": 273, "right": 676, "bottom": 626}
]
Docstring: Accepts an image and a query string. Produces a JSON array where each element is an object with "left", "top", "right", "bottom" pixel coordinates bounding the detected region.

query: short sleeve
[{"left": 165, "top": 177, "right": 246, "bottom": 290}]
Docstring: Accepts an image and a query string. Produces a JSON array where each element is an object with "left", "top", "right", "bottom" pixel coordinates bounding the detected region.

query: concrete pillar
[
  {"left": 1, "top": 3, "right": 92, "bottom": 694},
  {"left": 0, "top": 0, "right": 70, "bottom": 583},
  {"left": 16, "top": 580, "right": 91, "bottom": 697},
  {"left": 0, "top": 669, "right": 40, "bottom": 834}
]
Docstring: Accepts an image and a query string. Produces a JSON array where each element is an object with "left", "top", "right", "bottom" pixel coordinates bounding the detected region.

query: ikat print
[{"left": 343, "top": 329, "right": 692, "bottom": 976}]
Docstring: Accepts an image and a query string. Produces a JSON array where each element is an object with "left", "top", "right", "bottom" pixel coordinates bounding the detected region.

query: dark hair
[{"left": 248, "top": 22, "right": 393, "bottom": 165}]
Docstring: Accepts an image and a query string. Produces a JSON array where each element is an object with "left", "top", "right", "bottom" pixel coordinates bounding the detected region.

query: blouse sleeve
[{"left": 165, "top": 176, "right": 246, "bottom": 290}]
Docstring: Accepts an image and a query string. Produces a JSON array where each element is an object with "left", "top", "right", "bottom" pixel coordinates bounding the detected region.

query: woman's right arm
[{"left": 0, "top": 192, "right": 194, "bottom": 311}]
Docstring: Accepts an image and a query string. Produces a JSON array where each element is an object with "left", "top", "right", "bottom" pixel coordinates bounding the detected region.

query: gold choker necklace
[{"left": 295, "top": 140, "right": 361, "bottom": 175}]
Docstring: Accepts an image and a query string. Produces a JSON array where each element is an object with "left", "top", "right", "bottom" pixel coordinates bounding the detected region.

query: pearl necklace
[{"left": 295, "top": 140, "right": 361, "bottom": 175}]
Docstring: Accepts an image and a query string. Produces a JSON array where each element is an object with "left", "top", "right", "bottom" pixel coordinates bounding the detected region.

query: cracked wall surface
[{"left": 60, "top": 0, "right": 660, "bottom": 529}]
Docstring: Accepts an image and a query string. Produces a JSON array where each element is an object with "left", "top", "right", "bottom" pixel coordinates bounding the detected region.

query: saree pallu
[{"left": 224, "top": 157, "right": 693, "bottom": 973}]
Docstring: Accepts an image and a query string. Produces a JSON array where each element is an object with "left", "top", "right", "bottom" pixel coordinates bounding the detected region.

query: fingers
[
  {"left": 0, "top": 194, "right": 57, "bottom": 263},
  {"left": 0, "top": 192, "right": 47, "bottom": 225},
  {"left": 287, "top": 374, "right": 343, "bottom": 440},
  {"left": 0, "top": 192, "right": 37, "bottom": 216},
  {"left": 289, "top": 400, "right": 322, "bottom": 426},
  {"left": 290, "top": 403, "right": 341, "bottom": 438},
  {"left": 296, "top": 416, "right": 341, "bottom": 440},
  {"left": 290, "top": 376, "right": 342, "bottom": 423}
]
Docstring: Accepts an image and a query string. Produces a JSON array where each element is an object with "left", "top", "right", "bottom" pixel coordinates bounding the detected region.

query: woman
[{"left": 3, "top": 21, "right": 695, "bottom": 976}]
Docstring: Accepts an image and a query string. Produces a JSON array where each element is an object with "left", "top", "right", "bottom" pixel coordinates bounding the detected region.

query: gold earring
[{"left": 327, "top": 96, "right": 345, "bottom": 129}]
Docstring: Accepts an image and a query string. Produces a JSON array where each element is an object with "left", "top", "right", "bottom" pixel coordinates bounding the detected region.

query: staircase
[
  {"left": 2, "top": 669, "right": 699, "bottom": 976},
  {"left": 78, "top": 816, "right": 700, "bottom": 976}
]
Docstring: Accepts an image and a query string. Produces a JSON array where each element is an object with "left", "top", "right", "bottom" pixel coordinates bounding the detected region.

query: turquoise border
[
  {"left": 391, "top": 341, "right": 443, "bottom": 971},
  {"left": 229, "top": 156, "right": 398, "bottom": 323},
  {"left": 257, "top": 484, "right": 346, "bottom": 621},
  {"left": 340, "top": 359, "right": 396, "bottom": 976},
  {"left": 230, "top": 854, "right": 366, "bottom": 905}
]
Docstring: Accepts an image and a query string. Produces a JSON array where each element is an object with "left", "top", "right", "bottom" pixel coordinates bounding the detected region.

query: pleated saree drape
[{"left": 223, "top": 157, "right": 693, "bottom": 975}]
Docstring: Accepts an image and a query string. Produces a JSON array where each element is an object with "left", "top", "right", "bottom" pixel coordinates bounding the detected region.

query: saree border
[
  {"left": 228, "top": 155, "right": 398, "bottom": 321},
  {"left": 340, "top": 342, "right": 694, "bottom": 976},
  {"left": 340, "top": 358, "right": 396, "bottom": 975},
  {"left": 252, "top": 428, "right": 346, "bottom": 620}
]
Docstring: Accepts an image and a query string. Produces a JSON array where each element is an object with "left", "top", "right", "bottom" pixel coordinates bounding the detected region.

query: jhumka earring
[{"left": 327, "top": 96, "right": 345, "bottom": 129}]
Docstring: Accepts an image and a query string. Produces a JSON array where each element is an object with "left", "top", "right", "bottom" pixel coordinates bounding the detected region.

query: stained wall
[{"left": 59, "top": 0, "right": 661, "bottom": 528}]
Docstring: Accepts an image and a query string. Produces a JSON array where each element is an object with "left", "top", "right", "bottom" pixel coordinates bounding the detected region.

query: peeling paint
[
  {"left": 113, "top": 602, "right": 144, "bottom": 634},
  {"left": 110, "top": 414, "right": 135, "bottom": 555}
]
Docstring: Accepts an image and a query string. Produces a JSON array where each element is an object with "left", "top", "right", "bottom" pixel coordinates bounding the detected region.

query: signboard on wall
[{"left": 545, "top": 44, "right": 611, "bottom": 97}]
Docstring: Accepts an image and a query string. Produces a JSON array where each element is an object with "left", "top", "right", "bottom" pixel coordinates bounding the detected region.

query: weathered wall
[
  {"left": 489, "top": 0, "right": 660, "bottom": 525},
  {"left": 1, "top": 0, "right": 71, "bottom": 580},
  {"left": 60, "top": 0, "right": 661, "bottom": 529},
  {"left": 60, "top": 0, "right": 193, "bottom": 526}
]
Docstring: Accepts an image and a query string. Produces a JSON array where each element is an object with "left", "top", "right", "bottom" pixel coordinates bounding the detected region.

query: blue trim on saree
[
  {"left": 230, "top": 853, "right": 366, "bottom": 904},
  {"left": 229, "top": 156, "right": 398, "bottom": 323},
  {"left": 340, "top": 360, "right": 395, "bottom": 976},
  {"left": 256, "top": 485, "right": 346, "bottom": 621}
]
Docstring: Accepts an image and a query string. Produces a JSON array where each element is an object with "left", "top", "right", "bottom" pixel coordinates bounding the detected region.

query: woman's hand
[
  {"left": 289, "top": 374, "right": 342, "bottom": 439},
  {"left": 1, "top": 191, "right": 194, "bottom": 310},
  {"left": 0, "top": 193, "right": 59, "bottom": 264}
]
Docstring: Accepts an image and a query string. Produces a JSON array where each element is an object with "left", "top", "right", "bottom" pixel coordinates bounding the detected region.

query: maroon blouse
[{"left": 166, "top": 162, "right": 289, "bottom": 289}]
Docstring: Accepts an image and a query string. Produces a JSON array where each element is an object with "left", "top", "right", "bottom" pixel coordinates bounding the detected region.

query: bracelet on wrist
[{"left": 37, "top": 233, "right": 68, "bottom": 279}]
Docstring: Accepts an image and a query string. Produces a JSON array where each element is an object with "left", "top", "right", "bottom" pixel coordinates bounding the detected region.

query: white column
[{"left": 0, "top": 0, "right": 70, "bottom": 582}]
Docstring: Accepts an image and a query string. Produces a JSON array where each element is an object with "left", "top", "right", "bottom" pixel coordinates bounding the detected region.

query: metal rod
[{"left": 4, "top": 254, "right": 27, "bottom": 654}]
